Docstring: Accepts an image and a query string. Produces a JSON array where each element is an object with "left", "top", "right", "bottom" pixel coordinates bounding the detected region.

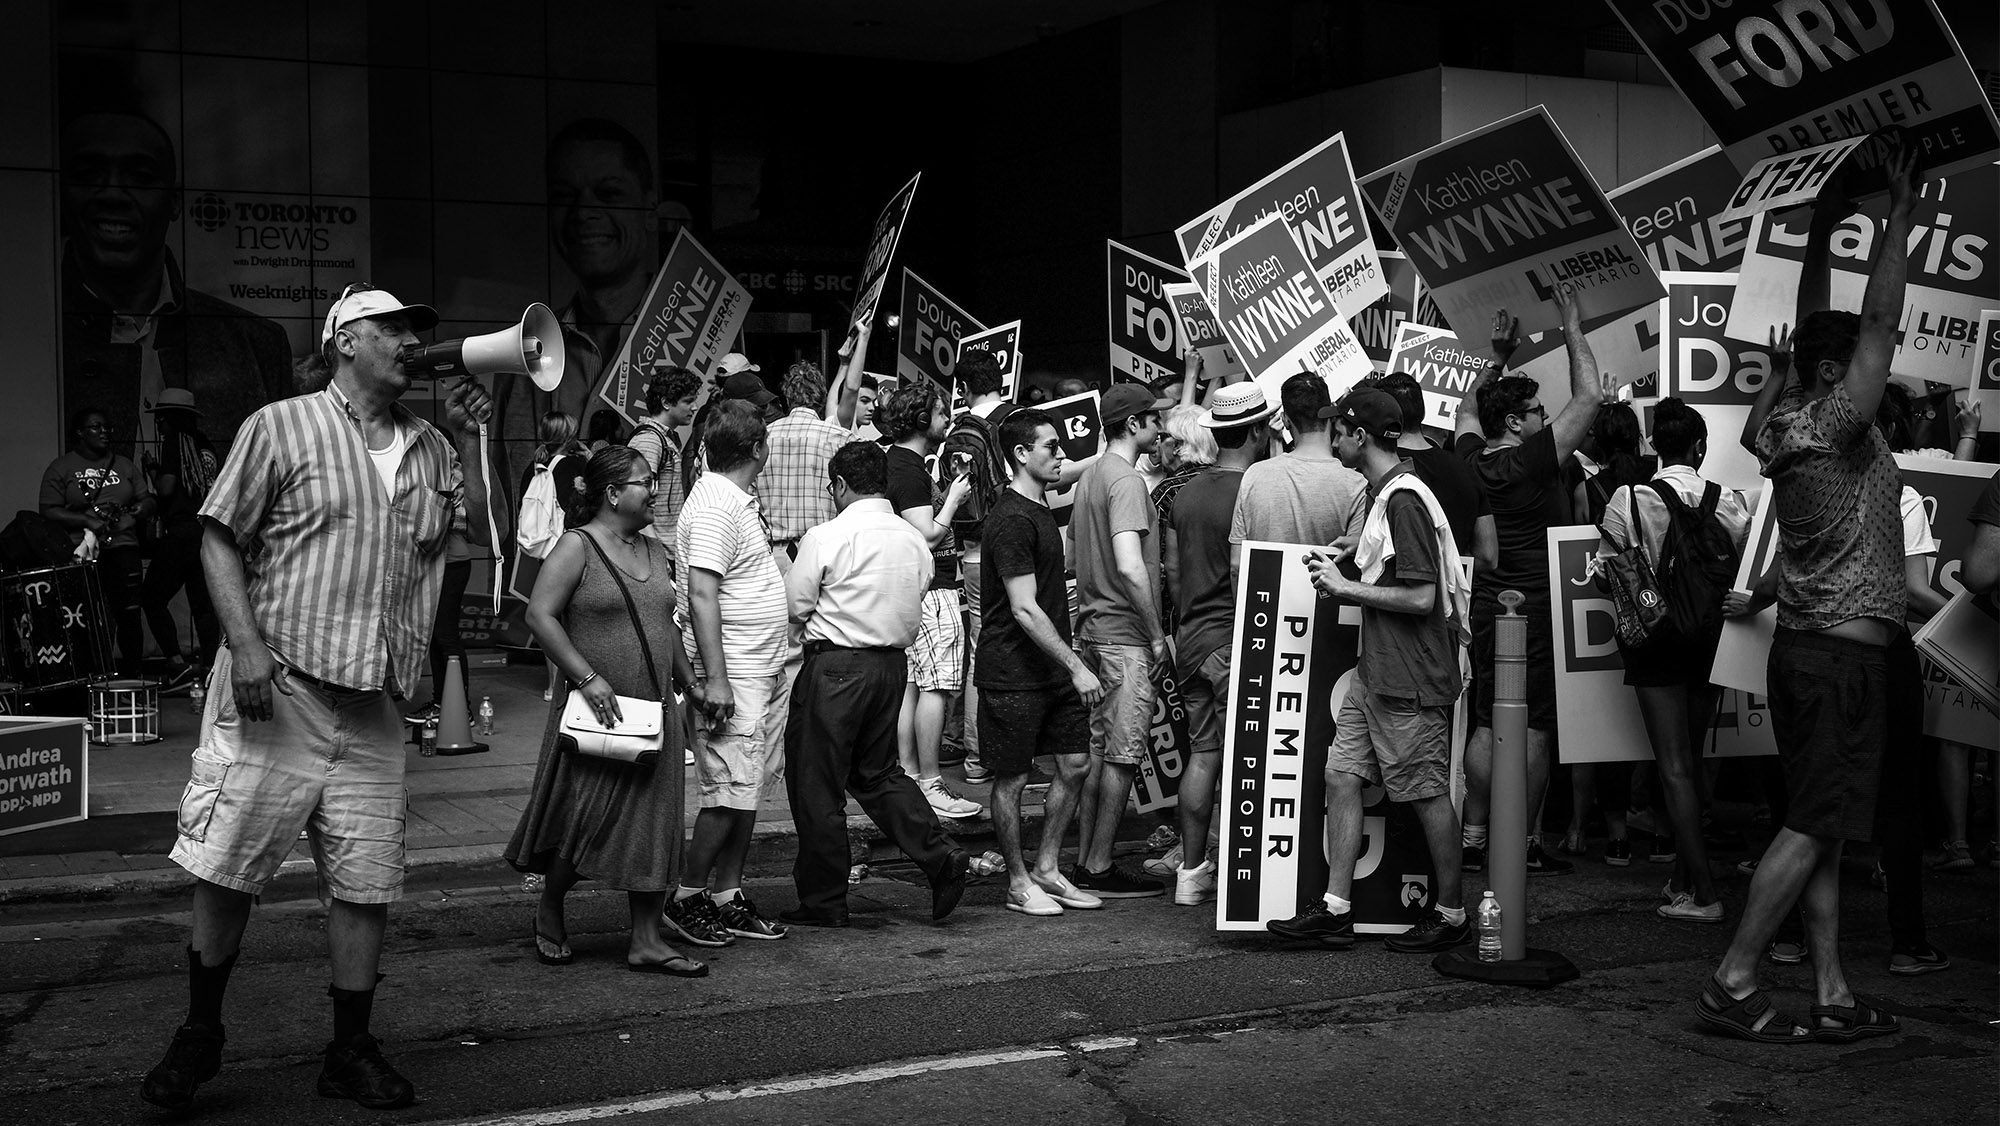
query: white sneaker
[
  {"left": 1174, "top": 860, "right": 1217, "bottom": 906},
  {"left": 922, "top": 776, "right": 984, "bottom": 819},
  {"left": 1656, "top": 891, "right": 1724, "bottom": 923},
  {"left": 1142, "top": 842, "right": 1184, "bottom": 879},
  {"left": 1005, "top": 885, "right": 1064, "bottom": 916}
]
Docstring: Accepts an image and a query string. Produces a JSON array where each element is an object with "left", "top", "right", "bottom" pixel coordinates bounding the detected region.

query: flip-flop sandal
[
  {"left": 627, "top": 955, "right": 708, "bottom": 978},
  {"left": 534, "top": 930, "right": 574, "bottom": 966},
  {"left": 1695, "top": 978, "right": 1813, "bottom": 1044},
  {"left": 1809, "top": 1001, "right": 1899, "bottom": 1043}
]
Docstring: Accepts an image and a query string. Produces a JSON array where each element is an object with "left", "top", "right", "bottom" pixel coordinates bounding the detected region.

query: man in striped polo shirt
[{"left": 142, "top": 284, "right": 502, "bottom": 1113}]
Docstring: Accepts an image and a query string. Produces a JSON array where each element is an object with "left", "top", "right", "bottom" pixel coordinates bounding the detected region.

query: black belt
[
  {"left": 279, "top": 665, "right": 368, "bottom": 695},
  {"left": 802, "top": 640, "right": 899, "bottom": 658}
]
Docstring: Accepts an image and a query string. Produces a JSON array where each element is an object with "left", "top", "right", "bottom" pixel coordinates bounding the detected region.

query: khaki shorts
[
  {"left": 1180, "top": 644, "right": 1231, "bottom": 756},
  {"left": 692, "top": 665, "right": 792, "bottom": 810},
  {"left": 169, "top": 645, "right": 409, "bottom": 903},
  {"left": 1326, "top": 686, "right": 1450, "bottom": 803},
  {"left": 1083, "top": 641, "right": 1156, "bottom": 767}
]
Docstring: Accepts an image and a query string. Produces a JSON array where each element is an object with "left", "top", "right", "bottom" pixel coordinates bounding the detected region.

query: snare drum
[{"left": 2, "top": 563, "right": 113, "bottom": 691}]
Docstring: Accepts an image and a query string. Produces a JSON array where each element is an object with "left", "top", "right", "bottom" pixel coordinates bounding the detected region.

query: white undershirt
[{"left": 367, "top": 420, "right": 409, "bottom": 493}]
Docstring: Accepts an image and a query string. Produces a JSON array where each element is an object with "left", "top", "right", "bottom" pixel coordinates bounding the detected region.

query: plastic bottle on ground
[
  {"left": 478, "top": 695, "right": 495, "bottom": 737},
  {"left": 522, "top": 873, "right": 542, "bottom": 894},
  {"left": 1476, "top": 890, "right": 1503, "bottom": 963},
  {"left": 188, "top": 679, "right": 205, "bottom": 715}
]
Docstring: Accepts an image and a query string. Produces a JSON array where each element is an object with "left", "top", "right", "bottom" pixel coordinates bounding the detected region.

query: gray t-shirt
[
  {"left": 1229, "top": 452, "right": 1369, "bottom": 548},
  {"left": 1071, "top": 451, "right": 1159, "bottom": 645}
]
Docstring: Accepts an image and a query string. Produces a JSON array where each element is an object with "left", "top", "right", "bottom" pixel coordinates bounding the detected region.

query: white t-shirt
[
  {"left": 367, "top": 421, "right": 409, "bottom": 493},
  {"left": 1900, "top": 484, "right": 1936, "bottom": 557}
]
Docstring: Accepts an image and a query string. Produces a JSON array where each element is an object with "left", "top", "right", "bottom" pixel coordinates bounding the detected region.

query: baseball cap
[
  {"left": 1101, "top": 383, "right": 1174, "bottom": 430},
  {"left": 1200, "top": 382, "right": 1275, "bottom": 429},
  {"left": 722, "top": 371, "right": 777, "bottom": 406},
  {"left": 320, "top": 285, "right": 439, "bottom": 345},
  {"left": 1321, "top": 389, "right": 1404, "bottom": 438},
  {"left": 715, "top": 352, "right": 759, "bottom": 379}
]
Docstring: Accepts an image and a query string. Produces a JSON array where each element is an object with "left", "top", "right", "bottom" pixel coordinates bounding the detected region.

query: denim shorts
[{"left": 170, "top": 645, "right": 408, "bottom": 903}]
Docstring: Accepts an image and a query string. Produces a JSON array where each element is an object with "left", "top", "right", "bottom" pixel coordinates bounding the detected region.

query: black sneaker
[
  {"left": 317, "top": 1033, "right": 414, "bottom": 1109},
  {"left": 402, "top": 702, "right": 440, "bottom": 726},
  {"left": 1526, "top": 842, "right": 1573, "bottom": 876},
  {"left": 1266, "top": 899, "right": 1354, "bottom": 947},
  {"left": 715, "top": 894, "right": 788, "bottom": 940},
  {"left": 663, "top": 892, "right": 737, "bottom": 948},
  {"left": 1461, "top": 844, "right": 1486, "bottom": 873},
  {"left": 1385, "top": 908, "right": 1472, "bottom": 953},
  {"left": 1068, "top": 862, "right": 1164, "bottom": 899},
  {"left": 139, "top": 1022, "right": 224, "bottom": 1111},
  {"left": 1604, "top": 838, "right": 1632, "bottom": 866}
]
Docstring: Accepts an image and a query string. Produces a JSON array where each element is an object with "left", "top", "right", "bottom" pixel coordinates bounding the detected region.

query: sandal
[
  {"left": 533, "top": 930, "right": 574, "bottom": 966},
  {"left": 627, "top": 955, "right": 708, "bottom": 978},
  {"left": 1557, "top": 830, "right": 1588, "bottom": 856},
  {"left": 1695, "top": 978, "right": 1813, "bottom": 1044},
  {"left": 1809, "top": 1000, "right": 1899, "bottom": 1043}
]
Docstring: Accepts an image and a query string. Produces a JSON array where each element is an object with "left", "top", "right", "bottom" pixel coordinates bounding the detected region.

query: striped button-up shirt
[
  {"left": 200, "top": 385, "right": 464, "bottom": 696},
  {"left": 761, "top": 408, "right": 847, "bottom": 542}
]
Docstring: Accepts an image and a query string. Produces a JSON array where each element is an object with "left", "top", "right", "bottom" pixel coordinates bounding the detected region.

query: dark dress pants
[
  {"left": 784, "top": 646, "right": 955, "bottom": 915},
  {"left": 427, "top": 559, "right": 472, "bottom": 702},
  {"left": 1878, "top": 633, "right": 1931, "bottom": 951}
]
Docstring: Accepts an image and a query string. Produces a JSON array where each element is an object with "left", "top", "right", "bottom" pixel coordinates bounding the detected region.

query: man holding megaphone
[{"left": 143, "top": 282, "right": 547, "bottom": 1114}]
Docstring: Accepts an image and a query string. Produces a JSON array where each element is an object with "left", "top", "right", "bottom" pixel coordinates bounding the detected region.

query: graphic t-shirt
[
  {"left": 1456, "top": 427, "right": 1565, "bottom": 602},
  {"left": 978, "top": 488, "right": 1071, "bottom": 691},
  {"left": 41, "top": 451, "right": 150, "bottom": 547}
]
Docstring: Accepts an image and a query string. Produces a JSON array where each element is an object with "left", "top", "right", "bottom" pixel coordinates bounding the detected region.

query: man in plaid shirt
[{"left": 762, "top": 360, "right": 849, "bottom": 562}]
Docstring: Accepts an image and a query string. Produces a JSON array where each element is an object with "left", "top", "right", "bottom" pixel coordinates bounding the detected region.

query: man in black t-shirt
[
  {"left": 1450, "top": 297, "right": 1606, "bottom": 878},
  {"left": 979, "top": 409, "right": 1107, "bottom": 918}
]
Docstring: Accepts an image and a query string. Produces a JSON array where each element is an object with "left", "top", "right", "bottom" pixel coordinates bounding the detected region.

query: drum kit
[{"left": 1, "top": 561, "right": 159, "bottom": 743}]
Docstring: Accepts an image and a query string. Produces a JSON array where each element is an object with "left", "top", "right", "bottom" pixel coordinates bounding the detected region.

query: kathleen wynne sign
[
  {"left": 1605, "top": 0, "right": 2000, "bottom": 187},
  {"left": 1188, "top": 213, "right": 1373, "bottom": 403},
  {"left": 596, "top": 229, "right": 753, "bottom": 423},
  {"left": 1176, "top": 131, "right": 1388, "bottom": 316},
  {"left": 1358, "top": 105, "right": 1666, "bottom": 345}
]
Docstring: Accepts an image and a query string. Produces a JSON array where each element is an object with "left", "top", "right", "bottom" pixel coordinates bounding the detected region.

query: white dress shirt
[{"left": 788, "top": 497, "right": 933, "bottom": 649}]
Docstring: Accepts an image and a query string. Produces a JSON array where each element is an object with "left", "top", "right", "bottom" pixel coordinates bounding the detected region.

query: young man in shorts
[{"left": 978, "top": 409, "right": 1106, "bottom": 917}]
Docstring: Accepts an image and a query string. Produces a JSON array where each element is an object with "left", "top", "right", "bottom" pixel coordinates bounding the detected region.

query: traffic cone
[{"left": 433, "top": 655, "right": 488, "bottom": 756}]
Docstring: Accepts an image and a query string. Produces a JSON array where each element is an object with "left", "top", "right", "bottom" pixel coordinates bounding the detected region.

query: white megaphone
[{"left": 399, "top": 303, "right": 565, "bottom": 390}]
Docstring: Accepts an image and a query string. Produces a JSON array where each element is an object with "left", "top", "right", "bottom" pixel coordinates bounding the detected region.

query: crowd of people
[{"left": 126, "top": 137, "right": 1998, "bottom": 1115}]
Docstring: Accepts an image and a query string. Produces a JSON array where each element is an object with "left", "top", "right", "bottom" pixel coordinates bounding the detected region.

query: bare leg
[
  {"left": 1636, "top": 683, "right": 1717, "bottom": 904},
  {"left": 992, "top": 773, "right": 1033, "bottom": 896},
  {"left": 1032, "top": 753, "right": 1091, "bottom": 879},
  {"left": 326, "top": 899, "right": 387, "bottom": 992},
  {"left": 1463, "top": 725, "right": 1494, "bottom": 829},
  {"left": 1410, "top": 793, "right": 1464, "bottom": 910},
  {"left": 1798, "top": 839, "right": 1853, "bottom": 1010},
  {"left": 626, "top": 891, "right": 692, "bottom": 964},
  {"left": 913, "top": 689, "right": 948, "bottom": 779},
  {"left": 1177, "top": 751, "right": 1221, "bottom": 865},
  {"left": 1566, "top": 763, "right": 1594, "bottom": 848},
  {"left": 896, "top": 682, "right": 921, "bottom": 778},
  {"left": 1080, "top": 761, "right": 1139, "bottom": 872},
  {"left": 712, "top": 808, "right": 757, "bottom": 893},
  {"left": 1323, "top": 772, "right": 1367, "bottom": 900},
  {"left": 1715, "top": 828, "right": 1834, "bottom": 994},
  {"left": 682, "top": 807, "right": 738, "bottom": 890},
  {"left": 1073, "top": 754, "right": 1103, "bottom": 867},
  {"left": 537, "top": 854, "right": 580, "bottom": 942}
]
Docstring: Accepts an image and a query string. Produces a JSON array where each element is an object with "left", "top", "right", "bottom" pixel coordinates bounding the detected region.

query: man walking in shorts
[
  {"left": 143, "top": 284, "right": 502, "bottom": 1112},
  {"left": 979, "top": 409, "right": 1106, "bottom": 917},
  {"left": 1270, "top": 391, "right": 1471, "bottom": 951}
]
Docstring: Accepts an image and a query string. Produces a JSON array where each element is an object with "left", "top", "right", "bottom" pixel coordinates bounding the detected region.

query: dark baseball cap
[
  {"left": 1101, "top": 382, "right": 1174, "bottom": 429},
  {"left": 722, "top": 371, "right": 776, "bottom": 406},
  {"left": 1321, "top": 389, "right": 1404, "bottom": 438}
]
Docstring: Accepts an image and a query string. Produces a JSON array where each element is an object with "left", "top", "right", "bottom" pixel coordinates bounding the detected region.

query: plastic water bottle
[
  {"left": 421, "top": 717, "right": 438, "bottom": 757},
  {"left": 188, "top": 679, "right": 205, "bottom": 715},
  {"left": 521, "top": 873, "right": 542, "bottom": 894},
  {"left": 1476, "top": 890, "right": 1504, "bottom": 963},
  {"left": 969, "top": 851, "right": 1006, "bottom": 876},
  {"left": 478, "top": 695, "right": 495, "bottom": 737}
]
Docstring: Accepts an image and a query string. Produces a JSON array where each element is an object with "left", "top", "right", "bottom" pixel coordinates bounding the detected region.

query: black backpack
[
  {"left": 935, "top": 407, "right": 1012, "bottom": 543},
  {"left": 1647, "top": 480, "right": 1739, "bottom": 644}
]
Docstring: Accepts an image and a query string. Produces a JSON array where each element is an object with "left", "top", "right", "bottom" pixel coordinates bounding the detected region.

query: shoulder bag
[{"left": 556, "top": 531, "right": 666, "bottom": 766}]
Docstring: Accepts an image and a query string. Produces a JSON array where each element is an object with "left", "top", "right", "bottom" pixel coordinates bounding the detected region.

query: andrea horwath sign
[
  {"left": 1359, "top": 106, "right": 1666, "bottom": 346},
  {"left": 1606, "top": 0, "right": 2000, "bottom": 186}
]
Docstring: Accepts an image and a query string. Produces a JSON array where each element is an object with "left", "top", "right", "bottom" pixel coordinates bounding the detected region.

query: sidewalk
[{"left": 0, "top": 659, "right": 1138, "bottom": 908}]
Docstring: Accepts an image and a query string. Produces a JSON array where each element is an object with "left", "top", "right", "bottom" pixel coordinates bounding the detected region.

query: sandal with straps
[
  {"left": 533, "top": 930, "right": 574, "bottom": 966},
  {"left": 1695, "top": 978, "right": 1813, "bottom": 1044},
  {"left": 1809, "top": 1000, "right": 1899, "bottom": 1043}
]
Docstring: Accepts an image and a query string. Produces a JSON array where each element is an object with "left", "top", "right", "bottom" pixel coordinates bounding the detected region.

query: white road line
[{"left": 438, "top": 1037, "right": 1143, "bottom": 1126}]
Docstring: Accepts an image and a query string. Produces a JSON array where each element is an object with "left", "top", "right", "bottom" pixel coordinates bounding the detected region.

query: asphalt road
[{"left": 1, "top": 855, "right": 1994, "bottom": 1126}]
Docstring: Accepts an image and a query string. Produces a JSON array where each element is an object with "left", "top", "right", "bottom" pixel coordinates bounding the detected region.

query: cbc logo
[{"left": 188, "top": 193, "right": 230, "bottom": 233}]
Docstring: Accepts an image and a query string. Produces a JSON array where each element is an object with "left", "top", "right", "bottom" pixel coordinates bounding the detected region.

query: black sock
[
  {"left": 328, "top": 984, "right": 376, "bottom": 1047},
  {"left": 185, "top": 946, "right": 237, "bottom": 1030}
]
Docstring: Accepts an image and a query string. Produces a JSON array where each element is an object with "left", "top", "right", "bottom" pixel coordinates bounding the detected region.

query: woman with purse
[{"left": 504, "top": 447, "right": 709, "bottom": 976}]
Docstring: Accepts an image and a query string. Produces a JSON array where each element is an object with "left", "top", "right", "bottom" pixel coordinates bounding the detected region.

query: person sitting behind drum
[{"left": 41, "top": 407, "right": 153, "bottom": 675}]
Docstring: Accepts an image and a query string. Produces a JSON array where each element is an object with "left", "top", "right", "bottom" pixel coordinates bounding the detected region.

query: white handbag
[
  {"left": 557, "top": 692, "right": 664, "bottom": 765},
  {"left": 555, "top": 530, "right": 668, "bottom": 767}
]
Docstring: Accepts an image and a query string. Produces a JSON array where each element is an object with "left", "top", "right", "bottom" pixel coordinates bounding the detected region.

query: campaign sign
[
  {"left": 897, "top": 269, "right": 984, "bottom": 390},
  {"left": 0, "top": 716, "right": 88, "bottom": 837},
  {"left": 1039, "top": 389, "right": 1104, "bottom": 531},
  {"left": 957, "top": 320, "right": 1024, "bottom": 401},
  {"left": 1132, "top": 658, "right": 1191, "bottom": 813},
  {"left": 1360, "top": 105, "right": 1667, "bottom": 345},
  {"left": 1725, "top": 162, "right": 1999, "bottom": 387},
  {"left": 1548, "top": 527, "right": 1774, "bottom": 763},
  {"left": 1385, "top": 323, "right": 1490, "bottom": 430},
  {"left": 1108, "top": 240, "right": 1190, "bottom": 385},
  {"left": 1177, "top": 131, "right": 1388, "bottom": 315},
  {"left": 851, "top": 172, "right": 921, "bottom": 330},
  {"left": 1161, "top": 281, "right": 1245, "bottom": 382},
  {"left": 1189, "top": 213, "right": 1373, "bottom": 406},
  {"left": 1506, "top": 307, "right": 1664, "bottom": 415},
  {"left": 1709, "top": 484, "right": 1783, "bottom": 697},
  {"left": 1660, "top": 271, "right": 1782, "bottom": 492},
  {"left": 1217, "top": 542, "right": 1437, "bottom": 935},
  {"left": 1605, "top": 0, "right": 2000, "bottom": 186},
  {"left": 1612, "top": 146, "right": 1754, "bottom": 274},
  {"left": 1715, "top": 136, "right": 1872, "bottom": 226},
  {"left": 1352, "top": 250, "right": 1423, "bottom": 370},
  {"left": 1973, "top": 310, "right": 2000, "bottom": 434},
  {"left": 597, "top": 229, "right": 754, "bottom": 423},
  {"left": 1915, "top": 590, "right": 1998, "bottom": 714}
]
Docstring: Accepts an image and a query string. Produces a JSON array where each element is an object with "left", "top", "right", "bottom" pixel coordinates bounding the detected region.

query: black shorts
[
  {"left": 1768, "top": 628, "right": 1888, "bottom": 843},
  {"left": 976, "top": 685, "right": 1088, "bottom": 776},
  {"left": 1470, "top": 592, "right": 1556, "bottom": 731}
]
